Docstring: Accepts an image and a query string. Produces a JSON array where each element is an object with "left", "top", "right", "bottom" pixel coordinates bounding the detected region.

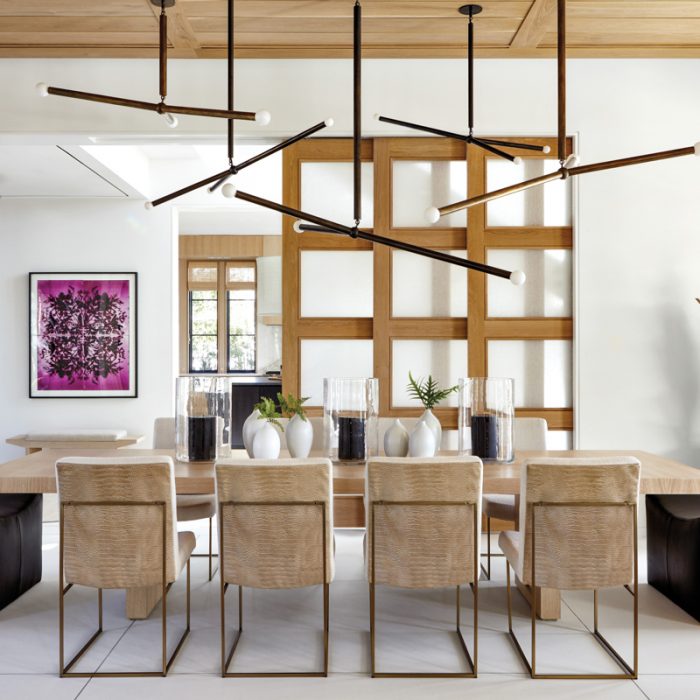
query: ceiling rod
[
  {"left": 222, "top": 1, "right": 525, "bottom": 285},
  {"left": 374, "top": 4, "right": 550, "bottom": 163},
  {"left": 36, "top": 0, "right": 268, "bottom": 127},
  {"left": 426, "top": 0, "right": 700, "bottom": 222},
  {"left": 145, "top": 0, "right": 332, "bottom": 208}
]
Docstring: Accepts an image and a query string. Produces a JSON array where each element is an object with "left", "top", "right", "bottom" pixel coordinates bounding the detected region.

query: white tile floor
[{"left": 1, "top": 522, "right": 699, "bottom": 699}]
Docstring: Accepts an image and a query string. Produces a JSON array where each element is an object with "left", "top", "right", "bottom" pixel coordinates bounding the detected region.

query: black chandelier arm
[
  {"left": 148, "top": 166, "right": 234, "bottom": 208},
  {"left": 471, "top": 137, "right": 519, "bottom": 162},
  {"left": 467, "top": 6, "right": 474, "bottom": 134},
  {"left": 354, "top": 0, "right": 362, "bottom": 224},
  {"left": 375, "top": 115, "right": 470, "bottom": 142},
  {"left": 478, "top": 137, "right": 550, "bottom": 153},
  {"left": 557, "top": 0, "right": 567, "bottom": 164},
  {"left": 159, "top": 2, "right": 167, "bottom": 101},
  {"left": 227, "top": 0, "right": 234, "bottom": 163}
]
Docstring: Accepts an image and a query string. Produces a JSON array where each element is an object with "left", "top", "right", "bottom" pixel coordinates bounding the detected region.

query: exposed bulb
[
  {"left": 513, "top": 156, "right": 523, "bottom": 165},
  {"left": 563, "top": 153, "right": 580, "bottom": 169},
  {"left": 144, "top": 201, "right": 154, "bottom": 210},
  {"left": 373, "top": 113, "right": 382, "bottom": 121},
  {"left": 324, "top": 117, "right": 334, "bottom": 127},
  {"left": 425, "top": 206, "right": 441, "bottom": 224},
  {"left": 35, "top": 82, "right": 49, "bottom": 97},
  {"left": 694, "top": 142, "right": 700, "bottom": 156},
  {"left": 255, "top": 110, "right": 271, "bottom": 126},
  {"left": 543, "top": 145, "right": 551, "bottom": 154},
  {"left": 163, "top": 112, "right": 178, "bottom": 128},
  {"left": 222, "top": 183, "right": 237, "bottom": 199},
  {"left": 293, "top": 220, "right": 304, "bottom": 233},
  {"left": 510, "top": 270, "right": 526, "bottom": 286}
]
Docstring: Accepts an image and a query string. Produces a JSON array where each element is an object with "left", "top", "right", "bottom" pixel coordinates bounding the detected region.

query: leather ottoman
[{"left": 0, "top": 494, "right": 43, "bottom": 611}]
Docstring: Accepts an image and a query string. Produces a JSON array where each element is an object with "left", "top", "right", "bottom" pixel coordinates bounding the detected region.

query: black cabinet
[{"left": 230, "top": 378, "right": 281, "bottom": 448}]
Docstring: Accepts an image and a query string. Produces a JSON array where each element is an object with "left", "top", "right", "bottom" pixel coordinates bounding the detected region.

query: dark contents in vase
[
  {"left": 471, "top": 414, "right": 497, "bottom": 460},
  {"left": 187, "top": 416, "right": 217, "bottom": 461},
  {"left": 338, "top": 416, "right": 366, "bottom": 461}
]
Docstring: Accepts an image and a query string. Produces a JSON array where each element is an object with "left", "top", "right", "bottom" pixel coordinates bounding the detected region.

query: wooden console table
[{"left": 6, "top": 434, "right": 144, "bottom": 455}]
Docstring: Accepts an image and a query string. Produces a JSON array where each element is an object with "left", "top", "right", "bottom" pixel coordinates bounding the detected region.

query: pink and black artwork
[{"left": 29, "top": 273, "right": 137, "bottom": 398}]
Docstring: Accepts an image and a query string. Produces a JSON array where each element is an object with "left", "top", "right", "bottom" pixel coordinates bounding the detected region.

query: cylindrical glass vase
[
  {"left": 323, "top": 377, "right": 379, "bottom": 463},
  {"left": 176, "top": 375, "right": 231, "bottom": 462},
  {"left": 458, "top": 377, "right": 514, "bottom": 463}
]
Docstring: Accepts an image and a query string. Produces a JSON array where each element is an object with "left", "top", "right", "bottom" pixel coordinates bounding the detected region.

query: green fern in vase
[
  {"left": 277, "top": 392, "right": 311, "bottom": 421},
  {"left": 253, "top": 396, "right": 285, "bottom": 432},
  {"left": 406, "top": 371, "right": 458, "bottom": 410}
]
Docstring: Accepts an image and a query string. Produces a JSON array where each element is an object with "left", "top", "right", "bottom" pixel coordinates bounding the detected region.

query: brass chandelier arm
[
  {"left": 354, "top": 0, "right": 362, "bottom": 224},
  {"left": 159, "top": 4, "right": 167, "bottom": 100},
  {"left": 557, "top": 0, "right": 567, "bottom": 164},
  {"left": 149, "top": 167, "right": 234, "bottom": 208},
  {"left": 567, "top": 146, "right": 695, "bottom": 177}
]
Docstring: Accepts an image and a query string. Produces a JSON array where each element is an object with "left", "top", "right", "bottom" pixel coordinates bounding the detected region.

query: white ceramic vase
[
  {"left": 409, "top": 420, "right": 436, "bottom": 458},
  {"left": 252, "top": 421, "right": 281, "bottom": 459},
  {"left": 286, "top": 414, "right": 313, "bottom": 458},
  {"left": 383, "top": 418, "right": 409, "bottom": 457},
  {"left": 242, "top": 409, "right": 263, "bottom": 458},
  {"left": 420, "top": 408, "right": 442, "bottom": 455}
]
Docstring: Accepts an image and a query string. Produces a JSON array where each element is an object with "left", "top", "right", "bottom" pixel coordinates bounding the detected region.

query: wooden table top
[
  {"left": 6, "top": 435, "right": 144, "bottom": 451},
  {"left": 0, "top": 448, "right": 699, "bottom": 496}
]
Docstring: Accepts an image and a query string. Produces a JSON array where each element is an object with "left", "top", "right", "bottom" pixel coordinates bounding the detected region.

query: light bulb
[
  {"left": 563, "top": 153, "right": 580, "bottom": 169},
  {"left": 222, "top": 183, "right": 237, "bottom": 198},
  {"left": 543, "top": 145, "right": 551, "bottom": 154},
  {"left": 255, "top": 110, "right": 271, "bottom": 126},
  {"left": 163, "top": 112, "right": 178, "bottom": 128},
  {"left": 373, "top": 113, "right": 382, "bottom": 121},
  {"left": 144, "top": 201, "right": 154, "bottom": 210},
  {"left": 510, "top": 270, "right": 526, "bottom": 286},
  {"left": 425, "top": 206, "right": 441, "bottom": 224},
  {"left": 293, "top": 220, "right": 304, "bottom": 233},
  {"left": 324, "top": 117, "right": 334, "bottom": 127},
  {"left": 513, "top": 156, "right": 523, "bottom": 165},
  {"left": 694, "top": 142, "right": 700, "bottom": 156},
  {"left": 36, "top": 82, "right": 49, "bottom": 97}
]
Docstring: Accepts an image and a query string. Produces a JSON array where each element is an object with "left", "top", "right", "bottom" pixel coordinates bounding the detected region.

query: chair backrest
[
  {"left": 56, "top": 457, "right": 181, "bottom": 589},
  {"left": 366, "top": 456, "right": 483, "bottom": 588},
  {"left": 153, "top": 417, "right": 176, "bottom": 449},
  {"left": 215, "top": 458, "right": 334, "bottom": 589},
  {"left": 514, "top": 417, "right": 548, "bottom": 451},
  {"left": 517, "top": 457, "right": 640, "bottom": 590}
]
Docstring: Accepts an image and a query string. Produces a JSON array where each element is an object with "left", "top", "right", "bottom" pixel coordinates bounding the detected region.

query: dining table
[{"left": 1, "top": 447, "right": 699, "bottom": 621}]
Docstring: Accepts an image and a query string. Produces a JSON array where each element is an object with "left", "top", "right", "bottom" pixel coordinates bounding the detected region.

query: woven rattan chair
[
  {"left": 481, "top": 417, "right": 548, "bottom": 580},
  {"left": 499, "top": 456, "right": 641, "bottom": 679},
  {"left": 365, "top": 456, "right": 483, "bottom": 678},
  {"left": 56, "top": 456, "right": 195, "bottom": 677},
  {"left": 154, "top": 417, "right": 217, "bottom": 580},
  {"left": 215, "top": 458, "right": 334, "bottom": 677}
]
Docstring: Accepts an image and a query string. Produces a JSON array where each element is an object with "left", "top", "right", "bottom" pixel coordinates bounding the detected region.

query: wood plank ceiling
[{"left": 1, "top": 1, "right": 700, "bottom": 59}]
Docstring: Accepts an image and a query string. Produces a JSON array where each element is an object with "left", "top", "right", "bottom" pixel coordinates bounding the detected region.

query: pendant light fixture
[
  {"left": 222, "top": 1, "right": 525, "bottom": 285},
  {"left": 374, "top": 4, "right": 550, "bottom": 163},
  {"left": 36, "top": 0, "right": 270, "bottom": 130},
  {"left": 426, "top": 0, "right": 700, "bottom": 223},
  {"left": 144, "top": 0, "right": 332, "bottom": 208}
]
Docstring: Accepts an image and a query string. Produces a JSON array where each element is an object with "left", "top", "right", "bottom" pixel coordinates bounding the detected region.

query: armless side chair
[
  {"left": 365, "top": 456, "right": 483, "bottom": 678},
  {"left": 56, "top": 456, "right": 195, "bottom": 677},
  {"left": 215, "top": 458, "right": 334, "bottom": 677},
  {"left": 154, "top": 417, "right": 217, "bottom": 581},
  {"left": 499, "top": 457, "right": 640, "bottom": 679},
  {"left": 481, "top": 417, "right": 548, "bottom": 580}
]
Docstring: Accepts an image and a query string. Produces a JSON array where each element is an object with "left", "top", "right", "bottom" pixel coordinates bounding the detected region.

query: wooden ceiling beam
[
  {"left": 144, "top": 0, "right": 199, "bottom": 56},
  {"left": 509, "top": 0, "right": 556, "bottom": 49}
]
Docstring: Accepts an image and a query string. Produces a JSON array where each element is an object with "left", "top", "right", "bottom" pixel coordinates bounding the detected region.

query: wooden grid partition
[{"left": 282, "top": 136, "right": 574, "bottom": 434}]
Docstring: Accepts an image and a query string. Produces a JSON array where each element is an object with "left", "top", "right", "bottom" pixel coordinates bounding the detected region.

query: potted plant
[
  {"left": 251, "top": 397, "right": 284, "bottom": 459},
  {"left": 278, "top": 392, "right": 313, "bottom": 458},
  {"left": 406, "top": 372, "right": 458, "bottom": 455}
]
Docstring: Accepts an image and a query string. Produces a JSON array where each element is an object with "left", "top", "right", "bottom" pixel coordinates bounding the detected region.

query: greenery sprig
[
  {"left": 277, "top": 392, "right": 311, "bottom": 421},
  {"left": 406, "top": 371, "right": 458, "bottom": 410},
  {"left": 254, "top": 396, "right": 284, "bottom": 432}
]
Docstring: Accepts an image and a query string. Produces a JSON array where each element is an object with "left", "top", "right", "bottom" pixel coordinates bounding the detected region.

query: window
[{"left": 185, "top": 260, "right": 257, "bottom": 374}]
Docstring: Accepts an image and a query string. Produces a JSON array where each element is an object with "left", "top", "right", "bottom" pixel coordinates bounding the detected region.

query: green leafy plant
[
  {"left": 406, "top": 371, "right": 458, "bottom": 410},
  {"left": 254, "top": 396, "right": 284, "bottom": 432},
  {"left": 277, "top": 392, "right": 311, "bottom": 421}
]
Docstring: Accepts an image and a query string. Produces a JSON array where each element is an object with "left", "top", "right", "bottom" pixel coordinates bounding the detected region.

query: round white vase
[
  {"left": 286, "top": 414, "right": 313, "bottom": 458},
  {"left": 252, "top": 422, "right": 281, "bottom": 459},
  {"left": 409, "top": 420, "right": 436, "bottom": 458},
  {"left": 384, "top": 418, "right": 409, "bottom": 457},
  {"left": 420, "top": 408, "right": 442, "bottom": 455},
  {"left": 242, "top": 409, "right": 263, "bottom": 458}
]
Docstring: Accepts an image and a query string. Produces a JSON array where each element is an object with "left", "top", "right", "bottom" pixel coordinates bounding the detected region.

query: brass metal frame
[
  {"left": 190, "top": 515, "right": 218, "bottom": 581},
  {"left": 59, "top": 500, "right": 191, "bottom": 678},
  {"left": 505, "top": 501, "right": 638, "bottom": 680},
  {"left": 219, "top": 500, "right": 329, "bottom": 677},
  {"left": 480, "top": 514, "right": 505, "bottom": 581},
  {"left": 369, "top": 500, "right": 479, "bottom": 678}
]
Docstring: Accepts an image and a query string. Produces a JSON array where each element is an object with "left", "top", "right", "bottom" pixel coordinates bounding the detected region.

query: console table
[{"left": 6, "top": 434, "right": 144, "bottom": 455}]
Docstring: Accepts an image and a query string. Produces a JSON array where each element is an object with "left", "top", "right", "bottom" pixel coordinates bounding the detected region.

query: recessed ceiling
[{"left": 1, "top": 1, "right": 699, "bottom": 59}]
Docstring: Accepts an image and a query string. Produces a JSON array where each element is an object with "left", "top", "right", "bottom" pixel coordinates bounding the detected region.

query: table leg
[
  {"left": 515, "top": 575, "right": 561, "bottom": 621},
  {"left": 126, "top": 584, "right": 162, "bottom": 620}
]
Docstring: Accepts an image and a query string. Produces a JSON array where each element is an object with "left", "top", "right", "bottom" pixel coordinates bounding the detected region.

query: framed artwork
[{"left": 29, "top": 272, "right": 138, "bottom": 398}]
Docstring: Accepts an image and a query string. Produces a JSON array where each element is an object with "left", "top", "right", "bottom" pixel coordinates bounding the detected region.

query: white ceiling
[{"left": 0, "top": 146, "right": 127, "bottom": 198}]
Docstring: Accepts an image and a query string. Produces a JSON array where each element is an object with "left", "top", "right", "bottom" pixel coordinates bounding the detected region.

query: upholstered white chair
[
  {"left": 500, "top": 457, "right": 640, "bottom": 679},
  {"left": 215, "top": 458, "right": 334, "bottom": 677},
  {"left": 481, "top": 417, "right": 548, "bottom": 579},
  {"left": 56, "top": 456, "right": 194, "bottom": 677},
  {"left": 365, "top": 456, "right": 482, "bottom": 677},
  {"left": 153, "top": 417, "right": 217, "bottom": 580}
]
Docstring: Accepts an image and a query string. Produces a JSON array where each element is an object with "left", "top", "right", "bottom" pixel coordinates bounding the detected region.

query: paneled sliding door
[{"left": 283, "top": 136, "right": 573, "bottom": 446}]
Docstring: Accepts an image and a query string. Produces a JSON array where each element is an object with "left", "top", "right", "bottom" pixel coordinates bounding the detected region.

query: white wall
[
  {"left": 2, "top": 58, "right": 700, "bottom": 465},
  {"left": 0, "top": 198, "right": 176, "bottom": 462}
]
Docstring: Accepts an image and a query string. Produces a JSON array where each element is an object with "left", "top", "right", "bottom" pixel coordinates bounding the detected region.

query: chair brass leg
[
  {"left": 369, "top": 581, "right": 376, "bottom": 677},
  {"left": 191, "top": 517, "right": 219, "bottom": 582}
]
